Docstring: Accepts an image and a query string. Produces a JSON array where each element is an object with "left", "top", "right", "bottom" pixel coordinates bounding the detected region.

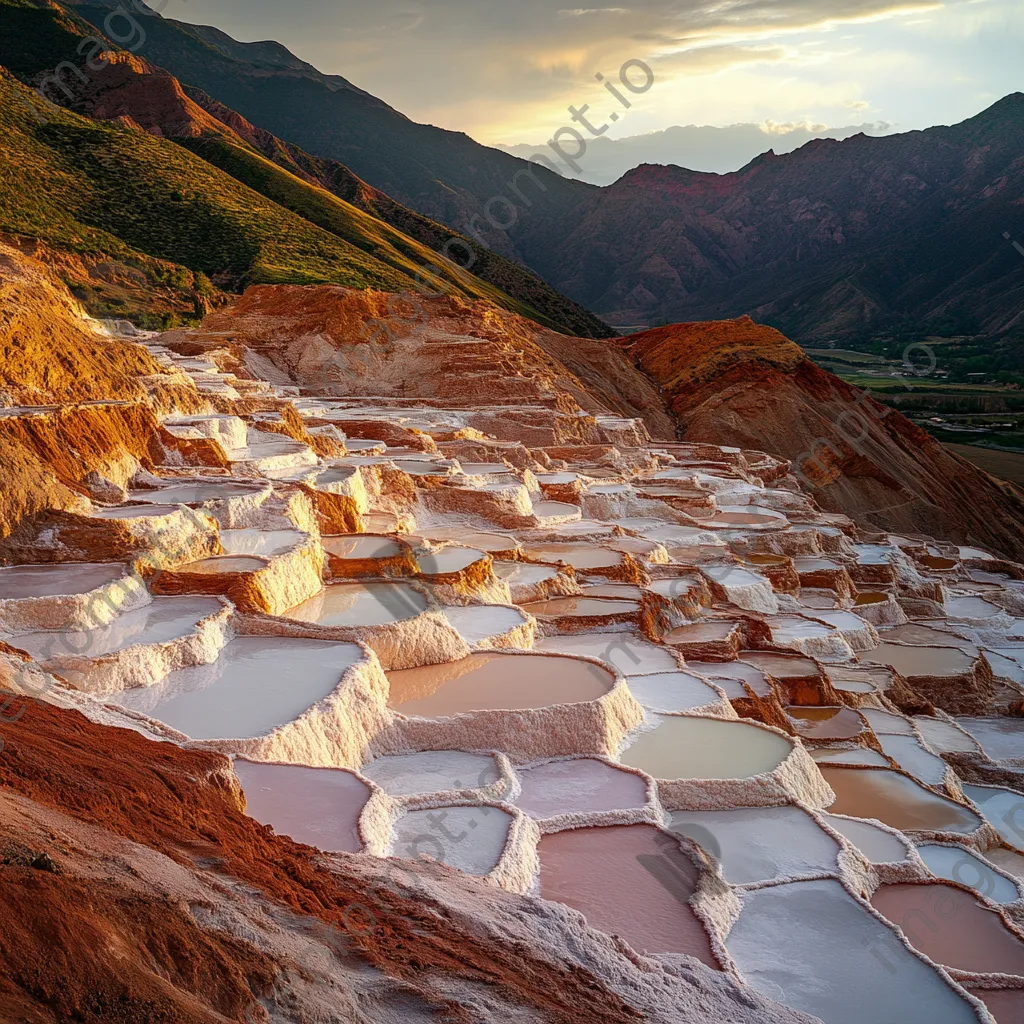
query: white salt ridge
[
  {"left": 726, "top": 879, "right": 981, "bottom": 1024},
  {"left": 113, "top": 636, "right": 361, "bottom": 739}
]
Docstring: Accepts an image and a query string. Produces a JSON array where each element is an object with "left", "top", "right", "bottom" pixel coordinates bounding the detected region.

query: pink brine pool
[{"left": 537, "top": 824, "right": 721, "bottom": 964}]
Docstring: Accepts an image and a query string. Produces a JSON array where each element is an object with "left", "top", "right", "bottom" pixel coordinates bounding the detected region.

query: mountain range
[{"left": 0, "top": 0, "right": 1021, "bottom": 344}]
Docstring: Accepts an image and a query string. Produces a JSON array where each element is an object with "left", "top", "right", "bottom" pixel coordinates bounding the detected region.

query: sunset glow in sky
[{"left": 160, "top": 0, "right": 1022, "bottom": 144}]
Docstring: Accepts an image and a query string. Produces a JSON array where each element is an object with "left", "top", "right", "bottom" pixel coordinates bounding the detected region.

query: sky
[{"left": 159, "top": 0, "right": 1022, "bottom": 147}]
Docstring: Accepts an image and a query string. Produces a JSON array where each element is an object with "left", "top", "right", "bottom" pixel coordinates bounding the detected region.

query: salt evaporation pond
[
  {"left": 220, "top": 529, "right": 303, "bottom": 557},
  {"left": 820, "top": 766, "right": 982, "bottom": 833},
  {"left": 537, "top": 824, "right": 719, "bottom": 964},
  {"left": 535, "top": 631, "right": 679, "bottom": 675},
  {"left": 914, "top": 716, "right": 980, "bottom": 754},
  {"left": 10, "top": 595, "right": 222, "bottom": 665},
  {"left": 416, "top": 547, "right": 487, "bottom": 574},
  {"left": 419, "top": 529, "right": 518, "bottom": 553},
  {"left": 323, "top": 535, "right": 403, "bottom": 559},
  {"left": 970, "top": 987, "right": 1024, "bottom": 1024},
  {"left": 441, "top": 604, "right": 529, "bottom": 645},
  {"left": 134, "top": 481, "right": 264, "bottom": 503},
  {"left": 962, "top": 784, "right": 1024, "bottom": 849},
  {"left": 113, "top": 636, "right": 360, "bottom": 739},
  {"left": 363, "top": 750, "right": 502, "bottom": 797},
  {"left": 391, "top": 805, "right": 511, "bottom": 875},
  {"left": 686, "top": 660, "right": 773, "bottom": 697},
  {"left": 726, "top": 879, "right": 981, "bottom": 1024},
  {"left": 91, "top": 504, "right": 181, "bottom": 519},
  {"left": 822, "top": 813, "right": 909, "bottom": 863},
  {"left": 522, "top": 596, "right": 639, "bottom": 617},
  {"left": 0, "top": 562, "right": 125, "bottom": 599},
  {"left": 737, "top": 651, "right": 820, "bottom": 680},
  {"left": 787, "top": 706, "right": 866, "bottom": 740},
  {"left": 387, "top": 651, "right": 613, "bottom": 717},
  {"left": 668, "top": 805, "right": 840, "bottom": 884},
  {"left": 812, "top": 748, "right": 891, "bottom": 767},
  {"left": 285, "top": 581, "right": 427, "bottom": 626},
  {"left": 876, "top": 733, "right": 948, "bottom": 786},
  {"left": 620, "top": 715, "right": 792, "bottom": 780},
  {"left": 626, "top": 671, "right": 721, "bottom": 712},
  {"left": 233, "top": 759, "right": 369, "bottom": 852},
  {"left": 863, "top": 643, "right": 974, "bottom": 676},
  {"left": 916, "top": 844, "right": 1020, "bottom": 904},
  {"left": 521, "top": 543, "right": 623, "bottom": 571},
  {"left": 515, "top": 758, "right": 647, "bottom": 818},
  {"left": 872, "top": 882, "right": 1024, "bottom": 975},
  {"left": 955, "top": 717, "right": 1024, "bottom": 762}
]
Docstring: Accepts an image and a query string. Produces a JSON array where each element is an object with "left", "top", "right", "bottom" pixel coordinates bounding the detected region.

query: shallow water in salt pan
[
  {"left": 418, "top": 529, "right": 518, "bottom": 553},
  {"left": 175, "top": 555, "right": 267, "bottom": 574},
  {"left": 10, "top": 595, "right": 222, "bottom": 666},
  {"left": 515, "top": 758, "right": 647, "bottom": 817},
  {"left": 669, "top": 805, "right": 839, "bottom": 884},
  {"left": 387, "top": 652, "right": 614, "bottom": 717},
  {"left": 962, "top": 785, "right": 1024, "bottom": 850},
  {"left": 522, "top": 596, "right": 639, "bottom": 617},
  {"left": 233, "top": 760, "right": 369, "bottom": 852},
  {"left": 416, "top": 547, "right": 487, "bottom": 574},
  {"left": 726, "top": 879, "right": 980, "bottom": 1024},
  {"left": 521, "top": 543, "right": 622, "bottom": 570},
  {"left": 113, "top": 636, "right": 359, "bottom": 739},
  {"left": 736, "top": 651, "right": 819, "bottom": 679},
  {"left": 0, "top": 562, "right": 125, "bottom": 599},
  {"left": 441, "top": 604, "right": 528, "bottom": 644},
  {"left": 821, "top": 766, "right": 981, "bottom": 833},
  {"left": 665, "top": 621, "right": 737, "bottom": 643},
  {"left": 969, "top": 987, "right": 1024, "bottom": 1024},
  {"left": 220, "top": 529, "right": 303, "bottom": 557},
  {"left": 535, "top": 631, "right": 679, "bottom": 674},
  {"left": 876, "top": 733, "right": 948, "bottom": 786},
  {"left": 324, "top": 535, "right": 403, "bottom": 559},
  {"left": 91, "top": 503, "right": 180, "bottom": 519},
  {"left": 537, "top": 824, "right": 719, "bottom": 963},
  {"left": 285, "top": 581, "right": 427, "bottom": 626},
  {"left": 811, "top": 747, "right": 890, "bottom": 767},
  {"left": 392, "top": 805, "right": 511, "bottom": 875},
  {"left": 916, "top": 844, "right": 1020, "bottom": 904},
  {"left": 954, "top": 718, "right": 1024, "bottom": 762},
  {"left": 135, "top": 481, "right": 264, "bottom": 503},
  {"left": 620, "top": 714, "right": 792, "bottom": 780},
  {"left": 626, "top": 671, "right": 721, "bottom": 712},
  {"left": 787, "top": 706, "right": 865, "bottom": 740},
  {"left": 686, "top": 660, "right": 772, "bottom": 697},
  {"left": 822, "top": 812, "right": 909, "bottom": 863},
  {"left": 362, "top": 750, "right": 502, "bottom": 797},
  {"left": 872, "top": 882, "right": 1024, "bottom": 975},
  {"left": 862, "top": 642, "right": 974, "bottom": 676},
  {"left": 913, "top": 716, "right": 980, "bottom": 754}
]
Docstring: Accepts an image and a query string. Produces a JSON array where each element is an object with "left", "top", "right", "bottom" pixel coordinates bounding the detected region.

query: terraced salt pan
[
  {"left": 113, "top": 636, "right": 362, "bottom": 740},
  {"left": 91, "top": 503, "right": 181, "bottom": 519},
  {"left": 620, "top": 714, "right": 792, "bottom": 780},
  {"left": 285, "top": 582, "right": 428, "bottom": 626},
  {"left": 133, "top": 481, "right": 266, "bottom": 503},
  {"left": 387, "top": 651, "right": 614, "bottom": 717},
  {"left": 812, "top": 747, "right": 891, "bottom": 766},
  {"left": 0, "top": 562, "right": 126, "bottom": 599},
  {"left": 726, "top": 879, "right": 981, "bottom": 1024},
  {"left": 416, "top": 547, "right": 487, "bottom": 574},
  {"left": 515, "top": 758, "right": 648, "bottom": 818},
  {"left": 233, "top": 759, "right": 369, "bottom": 852},
  {"left": 441, "top": 605, "right": 531, "bottom": 647},
  {"left": 876, "top": 733, "right": 950, "bottom": 787},
  {"left": 626, "top": 671, "right": 723, "bottom": 712},
  {"left": 736, "top": 651, "right": 820, "bottom": 681},
  {"left": 686, "top": 660, "right": 773, "bottom": 698},
  {"left": 535, "top": 631, "right": 680, "bottom": 675},
  {"left": 537, "top": 824, "right": 719, "bottom": 964},
  {"left": 362, "top": 750, "right": 503, "bottom": 797},
  {"left": 821, "top": 766, "right": 982, "bottom": 834},
  {"left": 669, "top": 805, "right": 840, "bottom": 884},
  {"left": 963, "top": 785, "right": 1024, "bottom": 850},
  {"left": 917, "top": 844, "right": 1021, "bottom": 904},
  {"left": 521, "top": 543, "right": 623, "bottom": 571},
  {"left": 822, "top": 813, "right": 911, "bottom": 863},
  {"left": 969, "top": 987, "right": 1024, "bottom": 1023},
  {"left": 522, "top": 596, "right": 639, "bottom": 617},
  {"left": 946, "top": 595, "right": 1004, "bottom": 620},
  {"left": 955, "top": 718, "right": 1024, "bottom": 763},
  {"left": 418, "top": 529, "right": 519, "bottom": 554},
  {"left": 861, "top": 707, "right": 915, "bottom": 735},
  {"left": 914, "top": 716, "right": 982, "bottom": 754},
  {"left": 324, "top": 535, "right": 403, "bottom": 559},
  {"left": 173, "top": 555, "right": 268, "bottom": 574},
  {"left": 391, "top": 805, "right": 512, "bottom": 875},
  {"left": 787, "top": 706, "right": 866, "bottom": 740},
  {"left": 872, "top": 882, "right": 1024, "bottom": 976},
  {"left": 220, "top": 528, "right": 305, "bottom": 557},
  {"left": 8, "top": 595, "right": 226, "bottom": 689},
  {"left": 863, "top": 642, "right": 975, "bottom": 677}
]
